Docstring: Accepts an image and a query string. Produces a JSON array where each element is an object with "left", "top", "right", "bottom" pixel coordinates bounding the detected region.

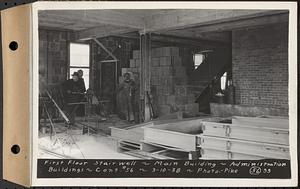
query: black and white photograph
[{"left": 30, "top": 1, "right": 297, "bottom": 187}]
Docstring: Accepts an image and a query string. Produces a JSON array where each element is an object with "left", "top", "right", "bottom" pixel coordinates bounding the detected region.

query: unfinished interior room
[{"left": 38, "top": 9, "right": 290, "bottom": 160}]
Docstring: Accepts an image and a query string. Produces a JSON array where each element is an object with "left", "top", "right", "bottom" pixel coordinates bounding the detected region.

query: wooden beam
[
  {"left": 114, "top": 33, "right": 229, "bottom": 48},
  {"left": 74, "top": 26, "right": 137, "bottom": 41},
  {"left": 151, "top": 33, "right": 229, "bottom": 48},
  {"left": 140, "top": 33, "right": 152, "bottom": 122},
  {"left": 145, "top": 10, "right": 288, "bottom": 32},
  {"left": 92, "top": 38, "right": 118, "bottom": 61}
]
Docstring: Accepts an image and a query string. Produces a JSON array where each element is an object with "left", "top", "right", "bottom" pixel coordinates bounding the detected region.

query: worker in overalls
[{"left": 117, "top": 72, "right": 138, "bottom": 122}]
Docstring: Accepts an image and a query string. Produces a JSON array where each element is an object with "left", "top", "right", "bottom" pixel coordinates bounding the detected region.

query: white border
[{"left": 31, "top": 1, "right": 298, "bottom": 187}]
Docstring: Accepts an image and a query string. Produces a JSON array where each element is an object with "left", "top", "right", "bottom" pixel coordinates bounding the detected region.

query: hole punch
[
  {"left": 11, "top": 144, "right": 20, "bottom": 154},
  {"left": 9, "top": 41, "right": 18, "bottom": 51}
]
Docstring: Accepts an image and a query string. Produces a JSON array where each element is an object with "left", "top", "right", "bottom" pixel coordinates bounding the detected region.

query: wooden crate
[
  {"left": 201, "top": 121, "right": 289, "bottom": 145},
  {"left": 144, "top": 118, "right": 204, "bottom": 151},
  {"left": 197, "top": 135, "right": 290, "bottom": 159}
]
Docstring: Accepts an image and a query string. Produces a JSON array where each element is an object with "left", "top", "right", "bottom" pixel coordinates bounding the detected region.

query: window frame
[
  {"left": 193, "top": 52, "right": 205, "bottom": 69},
  {"left": 68, "top": 42, "right": 91, "bottom": 88}
]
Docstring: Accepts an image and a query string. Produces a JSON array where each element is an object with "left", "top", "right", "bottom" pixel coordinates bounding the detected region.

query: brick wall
[
  {"left": 232, "top": 23, "right": 288, "bottom": 112},
  {"left": 39, "top": 29, "right": 69, "bottom": 91}
]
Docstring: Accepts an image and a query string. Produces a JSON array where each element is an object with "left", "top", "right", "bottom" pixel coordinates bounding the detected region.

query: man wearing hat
[{"left": 62, "top": 71, "right": 86, "bottom": 125}]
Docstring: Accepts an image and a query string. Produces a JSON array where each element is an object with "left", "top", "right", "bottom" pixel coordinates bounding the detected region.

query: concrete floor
[
  {"left": 38, "top": 114, "right": 138, "bottom": 159},
  {"left": 38, "top": 113, "right": 211, "bottom": 159}
]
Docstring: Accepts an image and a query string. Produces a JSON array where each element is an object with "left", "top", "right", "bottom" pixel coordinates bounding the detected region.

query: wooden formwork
[
  {"left": 198, "top": 135, "right": 290, "bottom": 159},
  {"left": 110, "top": 122, "right": 154, "bottom": 154},
  {"left": 200, "top": 121, "right": 289, "bottom": 145},
  {"left": 144, "top": 118, "right": 206, "bottom": 151},
  {"left": 110, "top": 116, "right": 289, "bottom": 160},
  {"left": 199, "top": 116, "right": 290, "bottom": 160}
]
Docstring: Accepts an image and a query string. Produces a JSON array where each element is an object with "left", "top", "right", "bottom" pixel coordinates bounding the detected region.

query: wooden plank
[
  {"left": 119, "top": 141, "right": 140, "bottom": 148},
  {"left": 142, "top": 140, "right": 189, "bottom": 152},
  {"left": 140, "top": 143, "right": 189, "bottom": 159},
  {"left": 201, "top": 121, "right": 289, "bottom": 145},
  {"left": 232, "top": 116, "right": 289, "bottom": 129},
  {"left": 151, "top": 118, "right": 204, "bottom": 134},
  {"left": 110, "top": 127, "right": 144, "bottom": 143},
  {"left": 198, "top": 135, "right": 290, "bottom": 159},
  {"left": 140, "top": 33, "right": 152, "bottom": 121},
  {"left": 144, "top": 127, "right": 197, "bottom": 151},
  {"left": 200, "top": 148, "right": 266, "bottom": 160},
  {"left": 92, "top": 38, "right": 118, "bottom": 61}
]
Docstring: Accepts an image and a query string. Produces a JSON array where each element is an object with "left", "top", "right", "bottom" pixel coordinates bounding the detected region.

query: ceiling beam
[
  {"left": 73, "top": 26, "right": 137, "bottom": 41},
  {"left": 151, "top": 33, "right": 229, "bottom": 48},
  {"left": 184, "top": 12, "right": 289, "bottom": 34},
  {"left": 145, "top": 10, "right": 288, "bottom": 32},
  {"left": 39, "top": 10, "right": 144, "bottom": 30},
  {"left": 114, "top": 32, "right": 229, "bottom": 48}
]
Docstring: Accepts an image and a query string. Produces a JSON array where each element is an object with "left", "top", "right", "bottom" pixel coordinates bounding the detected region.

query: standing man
[
  {"left": 77, "top": 69, "right": 86, "bottom": 116},
  {"left": 62, "top": 72, "right": 85, "bottom": 125},
  {"left": 77, "top": 69, "right": 86, "bottom": 92},
  {"left": 117, "top": 72, "right": 139, "bottom": 123}
]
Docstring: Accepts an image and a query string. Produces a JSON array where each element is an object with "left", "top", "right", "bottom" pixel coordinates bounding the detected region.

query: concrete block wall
[
  {"left": 39, "top": 29, "right": 69, "bottom": 91},
  {"left": 91, "top": 36, "right": 139, "bottom": 97},
  {"left": 232, "top": 23, "right": 288, "bottom": 115},
  {"left": 123, "top": 47, "right": 199, "bottom": 116}
]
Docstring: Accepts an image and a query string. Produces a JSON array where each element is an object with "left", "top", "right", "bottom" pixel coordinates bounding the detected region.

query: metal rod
[{"left": 46, "top": 90, "right": 70, "bottom": 124}]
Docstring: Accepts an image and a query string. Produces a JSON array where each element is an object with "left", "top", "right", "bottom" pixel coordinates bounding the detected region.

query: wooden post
[{"left": 139, "top": 32, "right": 151, "bottom": 122}]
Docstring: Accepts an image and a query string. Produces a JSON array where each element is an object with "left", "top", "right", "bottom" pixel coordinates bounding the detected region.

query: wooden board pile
[{"left": 111, "top": 116, "right": 290, "bottom": 160}]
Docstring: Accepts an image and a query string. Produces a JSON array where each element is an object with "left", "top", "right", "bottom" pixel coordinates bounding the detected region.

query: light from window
[
  {"left": 221, "top": 72, "right": 227, "bottom": 91},
  {"left": 69, "top": 43, "right": 90, "bottom": 88},
  {"left": 193, "top": 53, "right": 204, "bottom": 69}
]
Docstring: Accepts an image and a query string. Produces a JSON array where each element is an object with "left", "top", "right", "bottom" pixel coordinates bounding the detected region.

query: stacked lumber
[{"left": 198, "top": 116, "right": 290, "bottom": 160}]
